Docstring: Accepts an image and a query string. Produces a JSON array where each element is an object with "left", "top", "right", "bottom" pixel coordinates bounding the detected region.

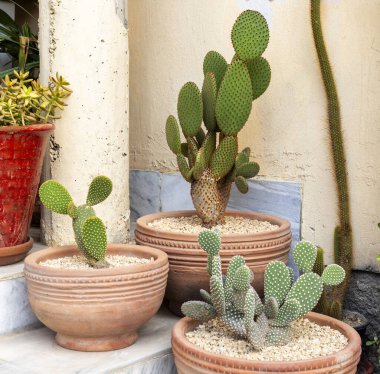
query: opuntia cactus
[
  {"left": 165, "top": 10, "right": 270, "bottom": 227},
  {"left": 182, "top": 231, "right": 346, "bottom": 350},
  {"left": 39, "top": 176, "right": 112, "bottom": 268}
]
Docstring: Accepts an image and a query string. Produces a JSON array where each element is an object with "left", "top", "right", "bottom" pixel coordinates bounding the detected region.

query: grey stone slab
[
  {"left": 160, "top": 174, "right": 193, "bottom": 212},
  {"left": 0, "top": 306, "right": 179, "bottom": 374}
]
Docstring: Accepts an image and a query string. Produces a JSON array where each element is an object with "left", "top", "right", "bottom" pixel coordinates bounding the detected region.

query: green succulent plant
[
  {"left": 0, "top": 70, "right": 72, "bottom": 126},
  {"left": 165, "top": 10, "right": 270, "bottom": 227},
  {"left": 39, "top": 176, "right": 112, "bottom": 268},
  {"left": 182, "top": 231, "right": 345, "bottom": 349}
]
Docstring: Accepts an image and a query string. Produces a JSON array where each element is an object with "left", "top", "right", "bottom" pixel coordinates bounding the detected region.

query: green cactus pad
[
  {"left": 177, "top": 154, "right": 193, "bottom": 182},
  {"left": 266, "top": 326, "right": 290, "bottom": 346},
  {"left": 237, "top": 162, "right": 260, "bottom": 179},
  {"left": 81, "top": 216, "right": 107, "bottom": 261},
  {"left": 294, "top": 241, "right": 317, "bottom": 273},
  {"left": 203, "top": 51, "right": 228, "bottom": 89},
  {"left": 244, "top": 288, "right": 256, "bottom": 331},
  {"left": 67, "top": 202, "right": 78, "bottom": 219},
  {"left": 187, "top": 136, "right": 198, "bottom": 167},
  {"left": 275, "top": 299, "right": 301, "bottom": 327},
  {"left": 181, "top": 142, "right": 189, "bottom": 157},
  {"left": 246, "top": 57, "right": 271, "bottom": 100},
  {"left": 235, "top": 176, "right": 249, "bottom": 194},
  {"left": 221, "top": 308, "right": 245, "bottom": 336},
  {"left": 210, "top": 275, "right": 226, "bottom": 315},
  {"left": 225, "top": 255, "right": 246, "bottom": 301},
  {"left": 193, "top": 148, "right": 206, "bottom": 180},
  {"left": 313, "top": 246, "right": 325, "bottom": 276},
  {"left": 264, "top": 261, "right": 291, "bottom": 305},
  {"left": 203, "top": 132, "right": 217, "bottom": 166},
  {"left": 231, "top": 10, "right": 269, "bottom": 61},
  {"left": 235, "top": 150, "right": 250, "bottom": 169},
  {"left": 181, "top": 301, "right": 216, "bottom": 321},
  {"left": 196, "top": 128, "right": 206, "bottom": 147},
  {"left": 288, "top": 266, "right": 294, "bottom": 285},
  {"left": 264, "top": 296, "right": 279, "bottom": 319},
  {"left": 247, "top": 313, "right": 268, "bottom": 350},
  {"left": 86, "top": 176, "right": 112, "bottom": 207},
  {"left": 200, "top": 289, "right": 212, "bottom": 304},
  {"left": 286, "top": 273, "right": 323, "bottom": 317},
  {"left": 215, "top": 61, "right": 253, "bottom": 136},
  {"left": 232, "top": 289, "right": 247, "bottom": 314},
  {"left": 177, "top": 82, "right": 203, "bottom": 137},
  {"left": 165, "top": 115, "right": 181, "bottom": 154},
  {"left": 202, "top": 72, "right": 217, "bottom": 131},
  {"left": 39, "top": 180, "right": 73, "bottom": 215},
  {"left": 210, "top": 136, "right": 238, "bottom": 180},
  {"left": 198, "top": 230, "right": 221, "bottom": 256},
  {"left": 211, "top": 255, "right": 222, "bottom": 279},
  {"left": 233, "top": 265, "right": 252, "bottom": 291},
  {"left": 322, "top": 264, "right": 345, "bottom": 286}
]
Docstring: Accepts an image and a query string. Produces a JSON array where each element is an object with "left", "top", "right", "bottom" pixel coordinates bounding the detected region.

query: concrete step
[{"left": 0, "top": 306, "right": 179, "bottom": 374}]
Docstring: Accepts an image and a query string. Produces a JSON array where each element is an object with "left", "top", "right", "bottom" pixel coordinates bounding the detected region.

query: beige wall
[{"left": 129, "top": 0, "right": 380, "bottom": 271}]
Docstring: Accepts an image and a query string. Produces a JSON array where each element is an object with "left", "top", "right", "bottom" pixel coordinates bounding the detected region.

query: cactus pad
[
  {"left": 233, "top": 265, "right": 252, "bottom": 291},
  {"left": 246, "top": 57, "right": 271, "bottom": 100},
  {"left": 193, "top": 148, "right": 206, "bottom": 180},
  {"left": 225, "top": 255, "right": 246, "bottom": 301},
  {"left": 322, "top": 264, "right": 345, "bottom": 286},
  {"left": 210, "top": 275, "right": 226, "bottom": 315},
  {"left": 264, "top": 261, "right": 291, "bottom": 305},
  {"left": 81, "top": 216, "right": 107, "bottom": 261},
  {"left": 237, "top": 162, "right": 260, "bottom": 179},
  {"left": 210, "top": 136, "right": 238, "bottom": 180},
  {"left": 244, "top": 288, "right": 256, "bottom": 330},
  {"left": 177, "top": 82, "right": 203, "bottom": 137},
  {"left": 182, "top": 301, "right": 216, "bottom": 321},
  {"left": 203, "top": 51, "right": 228, "bottom": 89},
  {"left": 215, "top": 61, "right": 253, "bottom": 136},
  {"left": 266, "top": 326, "right": 290, "bottom": 346},
  {"left": 39, "top": 181, "right": 73, "bottom": 214},
  {"left": 235, "top": 176, "right": 248, "bottom": 194},
  {"left": 198, "top": 229, "right": 221, "bottom": 256},
  {"left": 235, "top": 150, "right": 250, "bottom": 169},
  {"left": 176, "top": 154, "right": 193, "bottom": 182},
  {"left": 274, "top": 299, "right": 300, "bottom": 327},
  {"left": 294, "top": 240, "right": 317, "bottom": 273},
  {"left": 165, "top": 115, "right": 181, "bottom": 154},
  {"left": 202, "top": 131, "right": 216, "bottom": 166},
  {"left": 86, "top": 176, "right": 113, "bottom": 207},
  {"left": 231, "top": 10, "right": 269, "bottom": 61},
  {"left": 264, "top": 296, "right": 279, "bottom": 319},
  {"left": 202, "top": 72, "right": 217, "bottom": 131}
]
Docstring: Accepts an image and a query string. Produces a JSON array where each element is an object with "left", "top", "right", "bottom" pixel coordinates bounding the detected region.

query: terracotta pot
[
  {"left": 172, "top": 312, "right": 362, "bottom": 373},
  {"left": 135, "top": 210, "right": 291, "bottom": 315},
  {"left": 24, "top": 244, "right": 169, "bottom": 352},
  {"left": 0, "top": 124, "right": 54, "bottom": 265}
]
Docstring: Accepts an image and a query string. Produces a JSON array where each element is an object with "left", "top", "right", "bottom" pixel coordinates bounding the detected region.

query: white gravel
[
  {"left": 147, "top": 215, "right": 279, "bottom": 235},
  {"left": 39, "top": 255, "right": 154, "bottom": 269},
  {"left": 186, "top": 318, "right": 348, "bottom": 361}
]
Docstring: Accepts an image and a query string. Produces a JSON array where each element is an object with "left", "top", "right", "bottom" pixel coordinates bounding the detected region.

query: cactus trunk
[
  {"left": 191, "top": 168, "right": 231, "bottom": 227},
  {"left": 311, "top": 0, "right": 352, "bottom": 309}
]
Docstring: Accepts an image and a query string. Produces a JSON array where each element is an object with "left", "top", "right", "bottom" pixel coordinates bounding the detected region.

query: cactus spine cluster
[
  {"left": 39, "top": 176, "right": 112, "bottom": 268},
  {"left": 311, "top": 0, "right": 352, "bottom": 314},
  {"left": 165, "top": 11, "right": 271, "bottom": 227},
  {"left": 182, "top": 230, "right": 345, "bottom": 349}
]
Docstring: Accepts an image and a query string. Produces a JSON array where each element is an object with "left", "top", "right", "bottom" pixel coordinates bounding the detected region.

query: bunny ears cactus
[
  {"left": 165, "top": 11, "right": 270, "bottom": 227},
  {"left": 182, "top": 231, "right": 345, "bottom": 350},
  {"left": 39, "top": 176, "right": 112, "bottom": 268}
]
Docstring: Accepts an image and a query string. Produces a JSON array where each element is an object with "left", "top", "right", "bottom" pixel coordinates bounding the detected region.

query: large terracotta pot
[
  {"left": 172, "top": 312, "right": 362, "bottom": 373},
  {"left": 0, "top": 124, "right": 54, "bottom": 265},
  {"left": 135, "top": 210, "right": 291, "bottom": 315},
  {"left": 24, "top": 244, "right": 169, "bottom": 352}
]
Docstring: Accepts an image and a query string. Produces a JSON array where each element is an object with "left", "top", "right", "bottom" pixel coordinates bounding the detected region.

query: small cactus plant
[
  {"left": 165, "top": 10, "right": 270, "bottom": 227},
  {"left": 182, "top": 230, "right": 345, "bottom": 349},
  {"left": 39, "top": 176, "right": 112, "bottom": 268}
]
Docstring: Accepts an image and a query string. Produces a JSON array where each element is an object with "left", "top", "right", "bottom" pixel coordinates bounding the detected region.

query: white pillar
[{"left": 39, "top": 0, "right": 129, "bottom": 245}]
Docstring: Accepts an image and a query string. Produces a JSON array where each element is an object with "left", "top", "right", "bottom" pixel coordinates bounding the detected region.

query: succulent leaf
[
  {"left": 235, "top": 175, "right": 248, "bottom": 194},
  {"left": 246, "top": 56, "right": 271, "bottom": 100},
  {"left": 202, "top": 131, "right": 217, "bottom": 166},
  {"left": 294, "top": 241, "right": 317, "bottom": 273},
  {"left": 244, "top": 288, "right": 256, "bottom": 331},
  {"left": 265, "top": 326, "right": 290, "bottom": 346},
  {"left": 274, "top": 299, "right": 300, "bottom": 327},
  {"left": 210, "top": 275, "right": 226, "bottom": 315},
  {"left": 165, "top": 115, "right": 181, "bottom": 154},
  {"left": 322, "top": 264, "right": 345, "bottom": 286},
  {"left": 86, "top": 176, "right": 112, "bottom": 206},
  {"left": 264, "top": 261, "right": 291, "bottom": 305},
  {"left": 233, "top": 265, "right": 252, "bottom": 291},
  {"left": 200, "top": 289, "right": 212, "bottom": 304},
  {"left": 210, "top": 136, "right": 238, "bottom": 180},
  {"left": 202, "top": 72, "right": 218, "bottom": 131},
  {"left": 39, "top": 180, "right": 73, "bottom": 215},
  {"left": 225, "top": 255, "right": 245, "bottom": 301},
  {"left": 198, "top": 229, "right": 221, "bottom": 256},
  {"left": 81, "top": 216, "right": 107, "bottom": 261},
  {"left": 196, "top": 128, "right": 206, "bottom": 147},
  {"left": 181, "top": 301, "right": 216, "bottom": 321},
  {"left": 203, "top": 51, "right": 228, "bottom": 89},
  {"left": 193, "top": 148, "right": 206, "bottom": 180},
  {"left": 237, "top": 162, "right": 260, "bottom": 179}
]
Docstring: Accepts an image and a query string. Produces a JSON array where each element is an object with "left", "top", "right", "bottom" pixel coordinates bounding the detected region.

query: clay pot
[
  {"left": 24, "top": 244, "right": 169, "bottom": 352},
  {"left": 135, "top": 210, "right": 291, "bottom": 315},
  {"left": 0, "top": 124, "right": 54, "bottom": 265},
  {"left": 172, "top": 312, "right": 362, "bottom": 373}
]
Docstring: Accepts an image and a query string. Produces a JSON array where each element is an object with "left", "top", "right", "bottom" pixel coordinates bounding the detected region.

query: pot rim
[
  {"left": 0, "top": 123, "right": 55, "bottom": 134},
  {"left": 24, "top": 243, "right": 168, "bottom": 277},
  {"left": 136, "top": 210, "right": 291, "bottom": 242},
  {"left": 172, "top": 312, "right": 362, "bottom": 370}
]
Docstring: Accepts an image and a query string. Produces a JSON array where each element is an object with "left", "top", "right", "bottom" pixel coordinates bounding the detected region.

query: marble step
[{"left": 0, "top": 306, "right": 179, "bottom": 374}]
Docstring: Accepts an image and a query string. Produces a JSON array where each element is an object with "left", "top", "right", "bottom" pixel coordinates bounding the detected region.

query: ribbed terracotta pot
[
  {"left": 0, "top": 124, "right": 54, "bottom": 265},
  {"left": 135, "top": 210, "right": 291, "bottom": 315},
  {"left": 24, "top": 244, "right": 169, "bottom": 352},
  {"left": 172, "top": 312, "right": 362, "bottom": 374}
]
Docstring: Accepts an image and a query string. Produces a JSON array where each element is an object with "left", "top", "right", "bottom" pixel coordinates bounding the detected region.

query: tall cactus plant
[
  {"left": 39, "top": 176, "right": 112, "bottom": 268},
  {"left": 311, "top": 0, "right": 352, "bottom": 314},
  {"left": 182, "top": 230, "right": 345, "bottom": 349},
  {"left": 165, "top": 11, "right": 271, "bottom": 227}
]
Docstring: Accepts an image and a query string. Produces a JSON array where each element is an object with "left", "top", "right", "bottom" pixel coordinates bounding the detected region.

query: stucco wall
[{"left": 129, "top": 0, "right": 380, "bottom": 271}]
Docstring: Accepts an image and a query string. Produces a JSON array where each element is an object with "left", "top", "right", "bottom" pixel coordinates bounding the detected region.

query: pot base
[
  {"left": 56, "top": 332, "right": 138, "bottom": 352},
  {"left": 0, "top": 237, "right": 33, "bottom": 266}
]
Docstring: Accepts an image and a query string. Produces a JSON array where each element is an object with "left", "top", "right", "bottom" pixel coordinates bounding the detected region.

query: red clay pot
[
  {"left": 0, "top": 124, "right": 54, "bottom": 264},
  {"left": 172, "top": 312, "right": 362, "bottom": 373},
  {"left": 135, "top": 210, "right": 291, "bottom": 315},
  {"left": 24, "top": 244, "right": 169, "bottom": 352}
]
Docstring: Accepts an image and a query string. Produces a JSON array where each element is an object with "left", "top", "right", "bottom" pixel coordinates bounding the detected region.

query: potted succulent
[
  {"left": 0, "top": 70, "right": 71, "bottom": 265},
  {"left": 135, "top": 10, "right": 291, "bottom": 315},
  {"left": 24, "top": 176, "right": 169, "bottom": 352},
  {"left": 172, "top": 230, "right": 362, "bottom": 373}
]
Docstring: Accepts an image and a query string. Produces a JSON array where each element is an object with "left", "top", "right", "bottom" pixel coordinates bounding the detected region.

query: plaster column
[{"left": 39, "top": 0, "right": 129, "bottom": 245}]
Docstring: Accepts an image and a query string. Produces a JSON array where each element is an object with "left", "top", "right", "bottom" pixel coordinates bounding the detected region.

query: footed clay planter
[
  {"left": 24, "top": 244, "right": 169, "bottom": 352},
  {"left": 135, "top": 210, "right": 291, "bottom": 315},
  {"left": 172, "top": 312, "right": 362, "bottom": 374}
]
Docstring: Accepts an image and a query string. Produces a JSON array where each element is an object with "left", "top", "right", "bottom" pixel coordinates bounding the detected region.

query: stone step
[{"left": 0, "top": 306, "right": 179, "bottom": 374}]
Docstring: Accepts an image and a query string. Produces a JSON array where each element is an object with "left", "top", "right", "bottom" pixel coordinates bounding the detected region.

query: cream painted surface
[
  {"left": 129, "top": 0, "right": 380, "bottom": 271},
  {"left": 39, "top": 0, "right": 130, "bottom": 245}
]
